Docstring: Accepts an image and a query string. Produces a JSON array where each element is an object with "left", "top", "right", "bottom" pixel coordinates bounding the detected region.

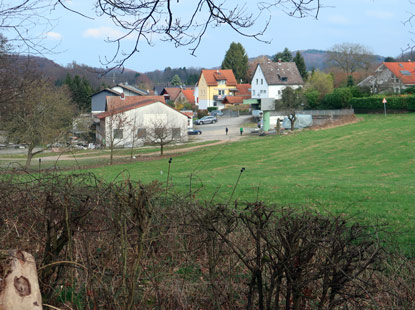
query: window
[
  {"left": 261, "top": 79, "right": 263, "bottom": 85},
  {"left": 261, "top": 90, "right": 266, "bottom": 94},
  {"left": 253, "top": 90, "right": 256, "bottom": 96},
  {"left": 278, "top": 90, "right": 281, "bottom": 95},
  {"left": 218, "top": 89, "right": 225, "bottom": 96},
  {"left": 113, "top": 129, "right": 123, "bottom": 139},
  {"left": 155, "top": 127, "right": 164, "bottom": 137},
  {"left": 256, "top": 78, "right": 258, "bottom": 85},
  {"left": 172, "top": 128, "right": 181, "bottom": 139},
  {"left": 137, "top": 128, "right": 146, "bottom": 139}
]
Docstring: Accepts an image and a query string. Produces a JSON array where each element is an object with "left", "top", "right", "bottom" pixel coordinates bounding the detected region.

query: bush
[
  {"left": 350, "top": 95, "right": 415, "bottom": 112},
  {"left": 323, "top": 87, "right": 353, "bottom": 109},
  {"left": 207, "top": 107, "right": 218, "bottom": 112},
  {"left": 304, "top": 89, "right": 320, "bottom": 108}
]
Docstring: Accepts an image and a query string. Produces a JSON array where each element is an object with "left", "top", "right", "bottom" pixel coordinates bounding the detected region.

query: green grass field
[
  {"left": 82, "top": 114, "right": 415, "bottom": 248},
  {"left": 2, "top": 114, "right": 414, "bottom": 248}
]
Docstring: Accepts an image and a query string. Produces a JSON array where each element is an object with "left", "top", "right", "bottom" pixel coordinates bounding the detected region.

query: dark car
[
  {"left": 195, "top": 116, "right": 217, "bottom": 125},
  {"left": 210, "top": 110, "right": 224, "bottom": 117},
  {"left": 188, "top": 129, "right": 202, "bottom": 135}
]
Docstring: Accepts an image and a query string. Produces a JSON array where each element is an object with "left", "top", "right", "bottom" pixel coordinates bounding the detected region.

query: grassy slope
[{"left": 86, "top": 114, "right": 415, "bottom": 247}]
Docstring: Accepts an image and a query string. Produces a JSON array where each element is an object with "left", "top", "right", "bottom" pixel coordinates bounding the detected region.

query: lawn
[
  {"left": 84, "top": 114, "right": 415, "bottom": 249},
  {"left": 2, "top": 114, "right": 414, "bottom": 249}
]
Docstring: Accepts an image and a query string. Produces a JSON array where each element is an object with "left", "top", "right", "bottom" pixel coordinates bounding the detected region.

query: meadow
[
  {"left": 2, "top": 114, "right": 414, "bottom": 247},
  {"left": 86, "top": 114, "right": 415, "bottom": 248}
]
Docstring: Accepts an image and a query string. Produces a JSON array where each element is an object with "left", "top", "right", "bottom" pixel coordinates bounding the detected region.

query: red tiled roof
[
  {"left": 235, "top": 84, "right": 251, "bottom": 98},
  {"left": 106, "top": 95, "right": 165, "bottom": 111},
  {"left": 161, "top": 87, "right": 182, "bottom": 101},
  {"left": 180, "top": 89, "right": 195, "bottom": 104},
  {"left": 181, "top": 111, "right": 194, "bottom": 118},
  {"left": 201, "top": 69, "right": 237, "bottom": 86},
  {"left": 383, "top": 62, "right": 415, "bottom": 85},
  {"left": 223, "top": 96, "right": 244, "bottom": 104},
  {"left": 96, "top": 95, "right": 190, "bottom": 119}
]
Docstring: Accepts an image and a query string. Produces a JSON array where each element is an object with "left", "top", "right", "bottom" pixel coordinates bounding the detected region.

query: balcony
[{"left": 213, "top": 95, "right": 225, "bottom": 101}]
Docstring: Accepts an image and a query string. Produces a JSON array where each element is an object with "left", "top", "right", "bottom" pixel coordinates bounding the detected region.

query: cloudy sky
[{"left": 36, "top": 0, "right": 415, "bottom": 72}]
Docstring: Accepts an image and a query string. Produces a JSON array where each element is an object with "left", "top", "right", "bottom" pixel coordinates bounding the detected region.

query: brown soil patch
[{"left": 310, "top": 115, "right": 361, "bottom": 131}]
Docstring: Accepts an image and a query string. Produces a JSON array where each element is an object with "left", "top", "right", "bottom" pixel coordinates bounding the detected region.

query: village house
[
  {"left": 222, "top": 83, "right": 251, "bottom": 107},
  {"left": 91, "top": 83, "right": 148, "bottom": 113},
  {"left": 95, "top": 96, "right": 189, "bottom": 147},
  {"left": 358, "top": 61, "right": 415, "bottom": 94},
  {"left": 195, "top": 69, "right": 238, "bottom": 110},
  {"left": 250, "top": 60, "right": 304, "bottom": 100}
]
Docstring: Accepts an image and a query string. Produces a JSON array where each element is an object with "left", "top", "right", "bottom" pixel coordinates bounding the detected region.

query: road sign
[
  {"left": 382, "top": 98, "right": 387, "bottom": 116},
  {"left": 382, "top": 98, "right": 387, "bottom": 104}
]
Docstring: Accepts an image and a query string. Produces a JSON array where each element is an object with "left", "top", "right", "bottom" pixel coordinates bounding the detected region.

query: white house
[
  {"left": 250, "top": 60, "right": 304, "bottom": 100},
  {"left": 95, "top": 97, "right": 189, "bottom": 147}
]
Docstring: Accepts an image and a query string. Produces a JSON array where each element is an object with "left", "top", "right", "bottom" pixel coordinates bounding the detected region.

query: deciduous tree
[
  {"left": 305, "top": 70, "right": 334, "bottom": 100},
  {"left": 276, "top": 87, "right": 306, "bottom": 131},
  {"left": 327, "top": 42, "right": 374, "bottom": 75},
  {"left": 221, "top": 42, "right": 249, "bottom": 82},
  {"left": 2, "top": 79, "right": 75, "bottom": 168}
]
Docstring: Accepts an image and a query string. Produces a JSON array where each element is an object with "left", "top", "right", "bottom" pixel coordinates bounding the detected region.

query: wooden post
[{"left": 0, "top": 250, "right": 43, "bottom": 310}]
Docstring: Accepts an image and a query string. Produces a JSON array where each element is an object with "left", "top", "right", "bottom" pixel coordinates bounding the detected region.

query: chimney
[
  {"left": 278, "top": 58, "right": 282, "bottom": 64},
  {"left": 120, "top": 92, "right": 125, "bottom": 100}
]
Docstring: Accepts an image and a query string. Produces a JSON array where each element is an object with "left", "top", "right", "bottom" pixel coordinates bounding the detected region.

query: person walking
[
  {"left": 225, "top": 127, "right": 229, "bottom": 135},
  {"left": 240, "top": 127, "right": 243, "bottom": 135}
]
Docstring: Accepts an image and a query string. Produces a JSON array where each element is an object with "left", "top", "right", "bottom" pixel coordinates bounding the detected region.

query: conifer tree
[
  {"left": 221, "top": 42, "right": 249, "bottom": 82},
  {"left": 273, "top": 47, "right": 293, "bottom": 62},
  {"left": 170, "top": 74, "right": 182, "bottom": 86},
  {"left": 293, "top": 51, "right": 307, "bottom": 80}
]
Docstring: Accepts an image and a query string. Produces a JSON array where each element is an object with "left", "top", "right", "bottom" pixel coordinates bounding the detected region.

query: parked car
[
  {"left": 210, "top": 110, "right": 224, "bottom": 117},
  {"left": 188, "top": 129, "right": 202, "bottom": 135},
  {"left": 195, "top": 116, "right": 217, "bottom": 125}
]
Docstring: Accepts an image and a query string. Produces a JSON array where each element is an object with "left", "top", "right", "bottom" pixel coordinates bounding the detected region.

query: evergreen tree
[
  {"left": 221, "top": 42, "right": 249, "bottom": 82},
  {"left": 273, "top": 47, "right": 293, "bottom": 62},
  {"left": 170, "top": 74, "right": 182, "bottom": 86},
  {"left": 293, "top": 51, "right": 307, "bottom": 80},
  {"left": 63, "top": 74, "right": 94, "bottom": 112},
  {"left": 346, "top": 75, "right": 354, "bottom": 87}
]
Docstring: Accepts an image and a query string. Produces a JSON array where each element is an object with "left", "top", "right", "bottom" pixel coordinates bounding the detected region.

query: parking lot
[{"left": 189, "top": 115, "right": 253, "bottom": 141}]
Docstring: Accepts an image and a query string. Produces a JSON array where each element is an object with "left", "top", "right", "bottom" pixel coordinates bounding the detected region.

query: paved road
[{"left": 189, "top": 115, "right": 253, "bottom": 142}]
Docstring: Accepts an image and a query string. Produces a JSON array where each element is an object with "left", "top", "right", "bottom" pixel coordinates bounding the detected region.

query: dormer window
[{"left": 218, "top": 79, "right": 226, "bottom": 85}]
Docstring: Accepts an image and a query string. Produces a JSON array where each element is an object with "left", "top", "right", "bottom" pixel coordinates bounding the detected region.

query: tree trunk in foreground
[{"left": 0, "top": 250, "right": 43, "bottom": 310}]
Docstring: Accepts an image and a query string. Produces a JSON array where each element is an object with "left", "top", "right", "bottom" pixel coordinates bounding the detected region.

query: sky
[{"left": 22, "top": 0, "right": 415, "bottom": 73}]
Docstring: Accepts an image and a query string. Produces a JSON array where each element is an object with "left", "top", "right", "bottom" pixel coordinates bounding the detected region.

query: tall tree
[
  {"left": 305, "top": 70, "right": 334, "bottom": 100},
  {"left": 170, "top": 74, "right": 182, "bottom": 86},
  {"left": 293, "top": 51, "right": 307, "bottom": 80},
  {"left": 3, "top": 78, "right": 75, "bottom": 168},
  {"left": 221, "top": 42, "right": 249, "bottom": 83},
  {"left": 64, "top": 74, "right": 94, "bottom": 112},
  {"left": 327, "top": 43, "right": 375, "bottom": 75},
  {"left": 273, "top": 47, "right": 293, "bottom": 62}
]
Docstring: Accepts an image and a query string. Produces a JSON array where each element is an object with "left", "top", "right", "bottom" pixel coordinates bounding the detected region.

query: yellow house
[{"left": 195, "top": 69, "right": 237, "bottom": 110}]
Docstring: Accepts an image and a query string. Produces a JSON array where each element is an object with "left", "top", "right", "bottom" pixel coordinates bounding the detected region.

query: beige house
[{"left": 195, "top": 69, "right": 237, "bottom": 110}]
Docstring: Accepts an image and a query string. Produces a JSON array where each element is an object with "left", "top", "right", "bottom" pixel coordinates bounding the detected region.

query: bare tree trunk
[
  {"left": 0, "top": 250, "right": 43, "bottom": 310},
  {"left": 25, "top": 145, "right": 34, "bottom": 169}
]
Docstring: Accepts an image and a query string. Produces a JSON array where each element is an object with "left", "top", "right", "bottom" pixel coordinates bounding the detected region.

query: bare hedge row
[{"left": 0, "top": 173, "right": 414, "bottom": 310}]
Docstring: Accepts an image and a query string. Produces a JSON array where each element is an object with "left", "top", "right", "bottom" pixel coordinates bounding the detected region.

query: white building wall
[
  {"left": 104, "top": 102, "right": 188, "bottom": 147},
  {"left": 269, "top": 85, "right": 301, "bottom": 100},
  {"left": 251, "top": 66, "right": 269, "bottom": 99}
]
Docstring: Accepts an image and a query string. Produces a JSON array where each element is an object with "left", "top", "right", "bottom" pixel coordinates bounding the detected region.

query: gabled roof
[
  {"left": 256, "top": 62, "right": 304, "bottom": 86},
  {"left": 200, "top": 69, "right": 237, "bottom": 86},
  {"left": 91, "top": 88, "right": 121, "bottom": 97},
  {"left": 96, "top": 95, "right": 190, "bottom": 119},
  {"left": 223, "top": 96, "right": 245, "bottom": 104},
  {"left": 235, "top": 84, "right": 251, "bottom": 98},
  {"left": 180, "top": 89, "right": 195, "bottom": 104},
  {"left": 383, "top": 62, "right": 415, "bottom": 85},
  {"left": 113, "top": 83, "right": 148, "bottom": 95},
  {"left": 160, "top": 87, "right": 182, "bottom": 101},
  {"left": 106, "top": 95, "right": 165, "bottom": 112}
]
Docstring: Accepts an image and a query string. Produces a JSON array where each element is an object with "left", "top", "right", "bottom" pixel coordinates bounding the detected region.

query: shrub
[
  {"left": 350, "top": 95, "right": 415, "bottom": 112},
  {"left": 207, "top": 106, "right": 218, "bottom": 112},
  {"left": 323, "top": 87, "right": 353, "bottom": 109},
  {"left": 304, "top": 89, "right": 320, "bottom": 108}
]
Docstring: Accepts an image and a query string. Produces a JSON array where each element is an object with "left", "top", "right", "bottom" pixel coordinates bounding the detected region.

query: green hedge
[
  {"left": 350, "top": 95, "right": 415, "bottom": 112},
  {"left": 207, "top": 107, "right": 218, "bottom": 112}
]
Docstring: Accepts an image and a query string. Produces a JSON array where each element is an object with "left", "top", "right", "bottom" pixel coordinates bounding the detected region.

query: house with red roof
[
  {"left": 160, "top": 87, "right": 182, "bottom": 102},
  {"left": 222, "top": 83, "right": 252, "bottom": 106},
  {"left": 95, "top": 96, "right": 189, "bottom": 147},
  {"left": 174, "top": 88, "right": 195, "bottom": 107},
  {"left": 195, "top": 69, "right": 238, "bottom": 110},
  {"left": 358, "top": 61, "right": 415, "bottom": 94}
]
